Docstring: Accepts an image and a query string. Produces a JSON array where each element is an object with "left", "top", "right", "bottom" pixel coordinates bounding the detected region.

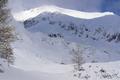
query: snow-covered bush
[{"left": 71, "top": 45, "right": 85, "bottom": 71}]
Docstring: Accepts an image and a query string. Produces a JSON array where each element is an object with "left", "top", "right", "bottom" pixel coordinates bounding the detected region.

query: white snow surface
[{"left": 0, "top": 0, "right": 120, "bottom": 80}]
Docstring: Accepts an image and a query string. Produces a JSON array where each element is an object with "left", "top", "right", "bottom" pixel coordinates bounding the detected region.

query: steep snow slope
[
  {"left": 1, "top": 1, "right": 119, "bottom": 80},
  {"left": 11, "top": 21, "right": 73, "bottom": 70},
  {"left": 11, "top": 5, "right": 120, "bottom": 64},
  {"left": 22, "top": 7, "right": 120, "bottom": 60}
]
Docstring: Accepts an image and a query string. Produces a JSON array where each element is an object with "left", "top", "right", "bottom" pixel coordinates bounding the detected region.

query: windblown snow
[
  {"left": 0, "top": 0, "right": 120, "bottom": 80},
  {"left": 13, "top": 5, "right": 114, "bottom": 21}
]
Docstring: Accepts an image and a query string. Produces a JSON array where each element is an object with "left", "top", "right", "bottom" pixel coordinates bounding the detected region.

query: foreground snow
[{"left": 1, "top": 61, "right": 120, "bottom": 80}]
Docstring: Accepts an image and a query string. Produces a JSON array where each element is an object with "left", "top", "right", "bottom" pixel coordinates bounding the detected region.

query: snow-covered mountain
[
  {"left": 1, "top": 0, "right": 120, "bottom": 80},
  {"left": 22, "top": 6, "right": 120, "bottom": 52}
]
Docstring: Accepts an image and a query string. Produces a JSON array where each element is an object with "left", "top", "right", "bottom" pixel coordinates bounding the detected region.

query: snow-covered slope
[
  {"left": 22, "top": 7, "right": 120, "bottom": 50},
  {"left": 1, "top": 1, "right": 120, "bottom": 80},
  {"left": 9, "top": 7, "right": 120, "bottom": 80}
]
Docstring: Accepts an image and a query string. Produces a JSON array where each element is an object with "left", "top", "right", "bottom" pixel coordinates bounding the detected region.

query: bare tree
[
  {"left": 71, "top": 44, "right": 85, "bottom": 78},
  {"left": 0, "top": 0, "right": 15, "bottom": 65},
  {"left": 0, "top": 26, "right": 15, "bottom": 64}
]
